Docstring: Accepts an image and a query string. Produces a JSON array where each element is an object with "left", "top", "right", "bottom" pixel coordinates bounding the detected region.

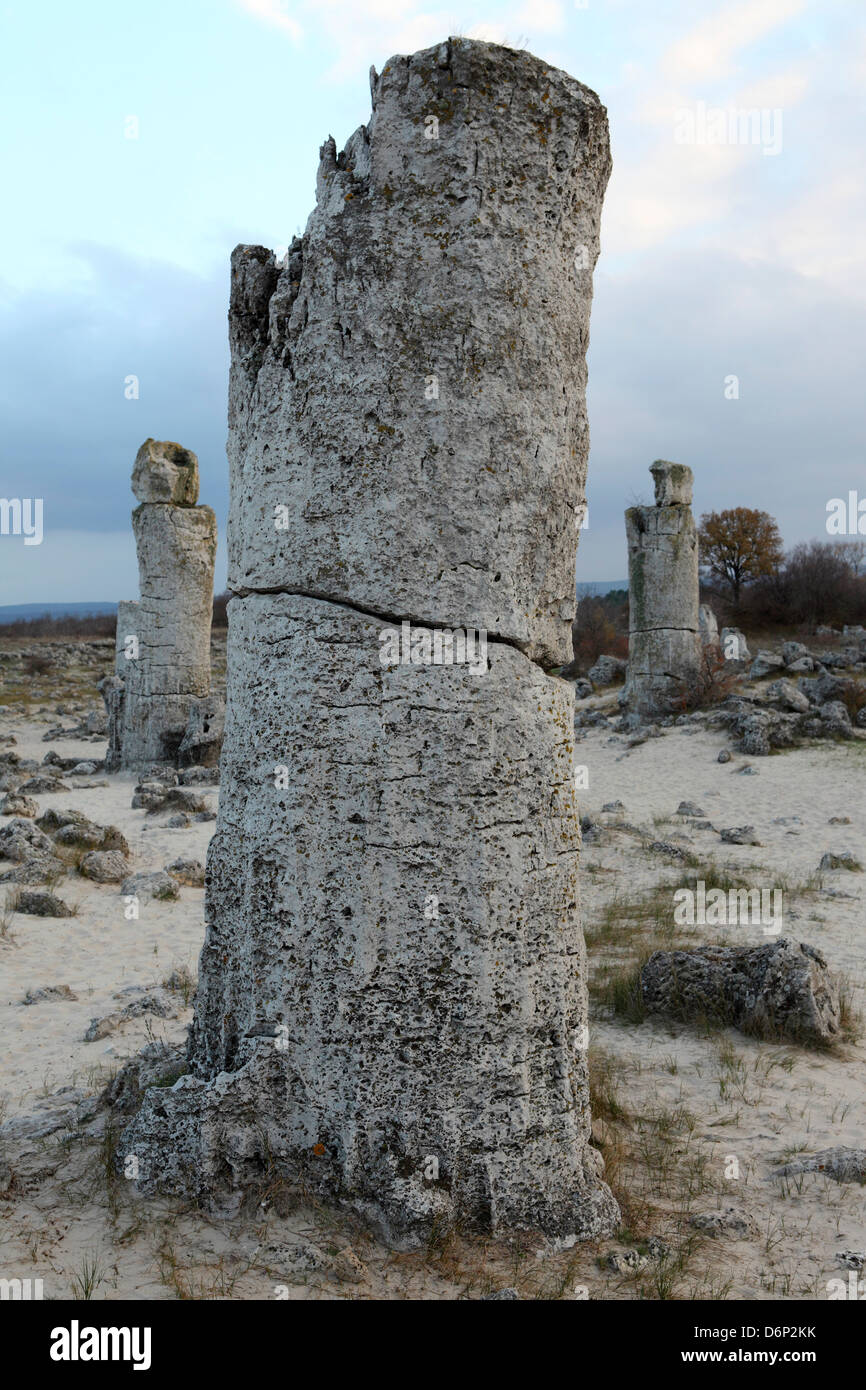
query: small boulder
[
  {"left": 22, "top": 984, "right": 78, "bottom": 1004},
  {"left": 772, "top": 1148, "right": 866, "bottom": 1184},
  {"left": 749, "top": 651, "right": 784, "bottom": 679},
  {"left": 0, "top": 818, "right": 55, "bottom": 862},
  {"left": 587, "top": 654, "right": 627, "bottom": 686},
  {"left": 765, "top": 678, "right": 810, "bottom": 714},
  {"left": 720, "top": 825, "right": 762, "bottom": 845},
  {"left": 78, "top": 850, "right": 130, "bottom": 884},
  {"left": 0, "top": 794, "right": 39, "bottom": 819},
  {"left": 818, "top": 851, "right": 862, "bottom": 872},
  {"left": 165, "top": 858, "right": 205, "bottom": 887},
  {"left": 782, "top": 641, "right": 812, "bottom": 667},
  {"left": 14, "top": 890, "right": 72, "bottom": 918},
  {"left": 690, "top": 1208, "right": 756, "bottom": 1239},
  {"left": 641, "top": 938, "right": 841, "bottom": 1044},
  {"left": 121, "top": 871, "right": 180, "bottom": 902}
]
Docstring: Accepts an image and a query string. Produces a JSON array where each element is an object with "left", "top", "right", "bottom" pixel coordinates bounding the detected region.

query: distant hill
[
  {"left": 0, "top": 602, "right": 117, "bottom": 625},
  {"left": 576, "top": 580, "right": 627, "bottom": 597}
]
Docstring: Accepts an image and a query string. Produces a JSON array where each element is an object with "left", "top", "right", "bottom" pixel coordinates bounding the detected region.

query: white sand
[{"left": 1, "top": 700, "right": 864, "bottom": 1300}]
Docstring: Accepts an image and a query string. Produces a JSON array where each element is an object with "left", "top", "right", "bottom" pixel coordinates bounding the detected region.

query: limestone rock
[
  {"left": 166, "top": 858, "right": 205, "bottom": 887},
  {"left": 1, "top": 794, "right": 38, "bottom": 818},
  {"left": 131, "top": 438, "right": 199, "bottom": 506},
  {"left": 749, "top": 650, "right": 784, "bottom": 679},
  {"left": 122, "top": 592, "right": 619, "bottom": 1243},
  {"left": 587, "top": 654, "right": 626, "bottom": 686},
  {"left": 782, "top": 640, "right": 812, "bottom": 666},
  {"left": 224, "top": 39, "right": 611, "bottom": 669},
  {"left": 772, "top": 1148, "right": 866, "bottom": 1184},
  {"left": 104, "top": 445, "right": 217, "bottom": 770},
  {"left": 78, "top": 850, "right": 130, "bottom": 884},
  {"left": 624, "top": 462, "right": 701, "bottom": 716},
  {"left": 698, "top": 604, "right": 720, "bottom": 650},
  {"left": 641, "top": 939, "right": 841, "bottom": 1044},
  {"left": 818, "top": 851, "right": 862, "bottom": 872},
  {"left": 178, "top": 695, "right": 225, "bottom": 769},
  {"left": 690, "top": 1208, "right": 756, "bottom": 1238},
  {"left": 0, "top": 818, "right": 55, "bottom": 862},
  {"left": 765, "top": 678, "right": 810, "bottom": 713},
  {"left": 720, "top": 825, "right": 761, "bottom": 845},
  {"left": 14, "top": 891, "right": 72, "bottom": 918},
  {"left": 121, "top": 870, "right": 180, "bottom": 901},
  {"left": 119, "top": 37, "right": 617, "bottom": 1248}
]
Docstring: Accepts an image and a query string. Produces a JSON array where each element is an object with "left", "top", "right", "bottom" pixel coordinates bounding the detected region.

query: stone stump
[
  {"left": 120, "top": 37, "right": 617, "bottom": 1245},
  {"left": 102, "top": 440, "right": 218, "bottom": 770},
  {"left": 624, "top": 460, "right": 702, "bottom": 716}
]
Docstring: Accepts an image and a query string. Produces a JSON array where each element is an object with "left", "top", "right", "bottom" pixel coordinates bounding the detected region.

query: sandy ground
[{"left": 0, "top": 683, "right": 864, "bottom": 1301}]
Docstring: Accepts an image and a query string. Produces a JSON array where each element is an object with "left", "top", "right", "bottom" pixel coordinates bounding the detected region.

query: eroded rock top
[
  {"left": 132, "top": 439, "right": 199, "bottom": 506},
  {"left": 226, "top": 36, "right": 611, "bottom": 667},
  {"left": 650, "top": 459, "right": 693, "bottom": 507}
]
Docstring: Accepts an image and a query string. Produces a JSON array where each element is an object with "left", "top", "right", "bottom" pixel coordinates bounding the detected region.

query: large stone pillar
[
  {"left": 121, "top": 37, "right": 616, "bottom": 1245},
  {"left": 624, "top": 460, "right": 701, "bottom": 716},
  {"left": 103, "top": 440, "right": 217, "bottom": 770}
]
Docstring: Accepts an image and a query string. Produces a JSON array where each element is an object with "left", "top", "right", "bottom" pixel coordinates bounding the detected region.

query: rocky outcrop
[
  {"left": 623, "top": 461, "right": 701, "bottom": 716},
  {"left": 119, "top": 37, "right": 617, "bottom": 1247},
  {"left": 102, "top": 441, "right": 220, "bottom": 771},
  {"left": 641, "top": 938, "right": 842, "bottom": 1044}
]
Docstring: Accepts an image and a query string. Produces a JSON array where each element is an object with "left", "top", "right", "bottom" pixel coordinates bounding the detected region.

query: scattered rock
[
  {"left": 641, "top": 938, "right": 842, "bottom": 1044},
  {"left": 99, "top": 1042, "right": 187, "bottom": 1114},
  {"left": 606, "top": 1248, "right": 648, "bottom": 1274},
  {"left": 765, "top": 678, "right": 811, "bottom": 714},
  {"left": 84, "top": 988, "right": 178, "bottom": 1041},
  {"left": 587, "top": 654, "right": 627, "bottom": 686},
  {"left": 720, "top": 825, "right": 762, "bottom": 845},
  {"left": 165, "top": 858, "right": 205, "bottom": 887},
  {"left": 772, "top": 1148, "right": 866, "bottom": 1183},
  {"left": 0, "top": 794, "right": 39, "bottom": 818},
  {"left": 690, "top": 1208, "right": 756, "bottom": 1238},
  {"left": 14, "top": 890, "right": 72, "bottom": 918},
  {"left": 717, "top": 749, "right": 731, "bottom": 763},
  {"left": 818, "top": 851, "right": 862, "bottom": 872},
  {"left": 675, "top": 800, "right": 705, "bottom": 817},
  {"left": 78, "top": 850, "right": 131, "bottom": 884},
  {"left": 120, "top": 870, "right": 180, "bottom": 901},
  {"left": 782, "top": 641, "right": 812, "bottom": 666},
  {"left": 18, "top": 775, "right": 70, "bottom": 794},
  {"left": 749, "top": 651, "right": 784, "bottom": 679},
  {"left": 22, "top": 984, "right": 78, "bottom": 1004}
]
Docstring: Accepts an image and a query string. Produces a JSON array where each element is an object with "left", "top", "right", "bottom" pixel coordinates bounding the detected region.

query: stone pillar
[
  {"left": 624, "top": 461, "right": 701, "bottom": 716},
  {"left": 106, "top": 440, "right": 217, "bottom": 769},
  {"left": 121, "top": 37, "right": 616, "bottom": 1246}
]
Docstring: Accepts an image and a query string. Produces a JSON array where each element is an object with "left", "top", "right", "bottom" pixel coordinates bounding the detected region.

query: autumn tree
[{"left": 698, "top": 507, "right": 784, "bottom": 606}]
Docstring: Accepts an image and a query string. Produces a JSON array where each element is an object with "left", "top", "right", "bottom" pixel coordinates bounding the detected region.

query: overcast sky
[{"left": 1, "top": 0, "right": 863, "bottom": 602}]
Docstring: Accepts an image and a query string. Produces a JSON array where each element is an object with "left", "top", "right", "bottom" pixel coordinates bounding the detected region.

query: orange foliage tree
[{"left": 698, "top": 507, "right": 784, "bottom": 607}]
